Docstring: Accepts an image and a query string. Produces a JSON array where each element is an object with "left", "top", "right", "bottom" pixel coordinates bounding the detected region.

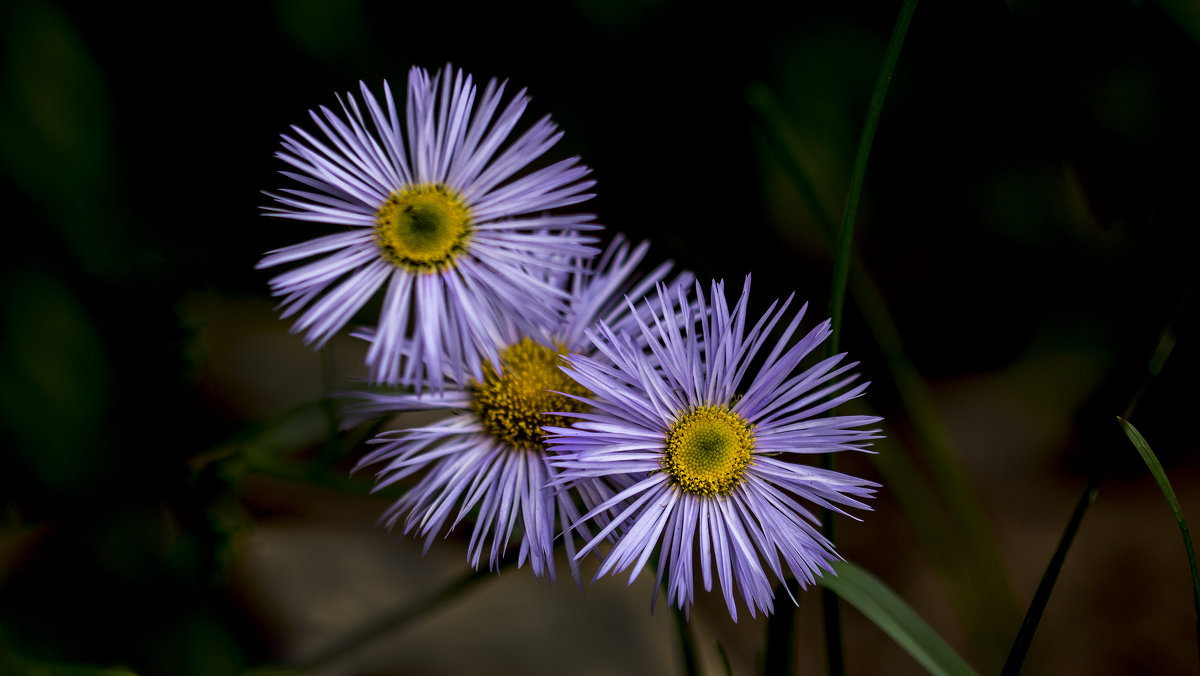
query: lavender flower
[
  {"left": 547, "top": 277, "right": 881, "bottom": 620},
  {"left": 348, "top": 237, "right": 690, "bottom": 583},
  {"left": 258, "top": 65, "right": 599, "bottom": 390}
]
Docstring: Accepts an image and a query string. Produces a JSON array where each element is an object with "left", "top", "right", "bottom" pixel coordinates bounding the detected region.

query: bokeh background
[{"left": 3, "top": 0, "right": 1200, "bottom": 674}]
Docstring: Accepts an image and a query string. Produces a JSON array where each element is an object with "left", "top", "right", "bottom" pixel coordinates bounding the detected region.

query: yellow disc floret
[
  {"left": 663, "top": 405, "right": 755, "bottom": 496},
  {"left": 470, "top": 338, "right": 591, "bottom": 450},
  {"left": 374, "top": 183, "right": 473, "bottom": 272}
]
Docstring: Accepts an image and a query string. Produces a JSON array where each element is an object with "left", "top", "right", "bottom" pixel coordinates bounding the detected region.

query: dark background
[{"left": 2, "top": 0, "right": 1199, "bottom": 674}]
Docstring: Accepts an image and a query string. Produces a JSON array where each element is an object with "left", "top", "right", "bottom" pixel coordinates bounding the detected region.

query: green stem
[
  {"left": 315, "top": 345, "right": 345, "bottom": 471},
  {"left": 817, "top": 3, "right": 919, "bottom": 675},
  {"left": 765, "top": 580, "right": 799, "bottom": 675},
  {"left": 1000, "top": 472, "right": 1100, "bottom": 676},
  {"left": 817, "top": 492, "right": 845, "bottom": 676},
  {"left": 673, "top": 604, "right": 700, "bottom": 676}
]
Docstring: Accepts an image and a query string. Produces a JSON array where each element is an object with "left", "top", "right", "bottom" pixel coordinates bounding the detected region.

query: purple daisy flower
[
  {"left": 258, "top": 65, "right": 599, "bottom": 389},
  {"left": 547, "top": 277, "right": 881, "bottom": 620},
  {"left": 347, "top": 237, "right": 691, "bottom": 583}
]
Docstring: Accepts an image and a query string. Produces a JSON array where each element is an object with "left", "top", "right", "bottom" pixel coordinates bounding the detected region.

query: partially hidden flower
[
  {"left": 259, "top": 65, "right": 599, "bottom": 390},
  {"left": 547, "top": 277, "right": 881, "bottom": 620},
  {"left": 346, "top": 237, "right": 691, "bottom": 583}
]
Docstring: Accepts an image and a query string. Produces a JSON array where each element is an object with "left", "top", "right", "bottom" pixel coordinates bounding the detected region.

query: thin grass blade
[
  {"left": 716, "top": 640, "right": 733, "bottom": 676},
  {"left": 1000, "top": 472, "right": 1099, "bottom": 675},
  {"left": 1118, "top": 417, "right": 1200, "bottom": 668},
  {"left": 750, "top": 54, "right": 1017, "bottom": 676},
  {"left": 817, "top": 1, "right": 920, "bottom": 673},
  {"left": 826, "top": 0, "right": 918, "bottom": 355}
]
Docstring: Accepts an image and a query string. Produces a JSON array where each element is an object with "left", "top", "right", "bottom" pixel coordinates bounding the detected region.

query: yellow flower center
[
  {"left": 470, "top": 338, "right": 592, "bottom": 450},
  {"left": 663, "top": 406, "right": 755, "bottom": 496},
  {"left": 374, "top": 183, "right": 473, "bottom": 272}
]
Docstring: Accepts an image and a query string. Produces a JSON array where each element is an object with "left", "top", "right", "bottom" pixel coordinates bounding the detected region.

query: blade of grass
[
  {"left": 826, "top": 0, "right": 919, "bottom": 355},
  {"left": 673, "top": 605, "right": 700, "bottom": 676},
  {"left": 858, "top": 268, "right": 1021, "bottom": 666},
  {"left": 748, "top": 84, "right": 1013, "bottom": 601},
  {"left": 750, "top": 78, "right": 1020, "bottom": 667},
  {"left": 745, "top": 81, "right": 838, "bottom": 231},
  {"left": 999, "top": 472, "right": 1100, "bottom": 676},
  {"left": 1118, "top": 418, "right": 1200, "bottom": 668},
  {"left": 1001, "top": 281, "right": 1194, "bottom": 673},
  {"left": 1123, "top": 275, "right": 1195, "bottom": 420},
  {"left": 815, "top": 2, "right": 920, "bottom": 674},
  {"left": 752, "top": 1, "right": 1017, "bottom": 667},
  {"left": 818, "top": 560, "right": 981, "bottom": 676},
  {"left": 869, "top": 436, "right": 984, "bottom": 609},
  {"left": 716, "top": 640, "right": 733, "bottom": 676}
]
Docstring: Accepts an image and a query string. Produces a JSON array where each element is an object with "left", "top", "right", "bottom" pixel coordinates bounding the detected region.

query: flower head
[
  {"left": 347, "top": 237, "right": 690, "bottom": 582},
  {"left": 547, "top": 277, "right": 881, "bottom": 620},
  {"left": 258, "top": 65, "right": 599, "bottom": 390}
]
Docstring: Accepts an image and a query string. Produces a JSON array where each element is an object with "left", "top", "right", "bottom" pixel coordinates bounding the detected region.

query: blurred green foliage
[
  {"left": 0, "top": 0, "right": 127, "bottom": 277},
  {"left": 0, "top": 266, "right": 111, "bottom": 493}
]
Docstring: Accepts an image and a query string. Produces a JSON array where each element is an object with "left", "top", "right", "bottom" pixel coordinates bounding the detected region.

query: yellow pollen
[
  {"left": 663, "top": 405, "right": 755, "bottom": 496},
  {"left": 470, "top": 338, "right": 591, "bottom": 451},
  {"left": 374, "top": 183, "right": 473, "bottom": 273}
]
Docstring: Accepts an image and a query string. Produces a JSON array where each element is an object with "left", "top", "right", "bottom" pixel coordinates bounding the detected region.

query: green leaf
[
  {"left": 817, "top": 560, "right": 980, "bottom": 676},
  {"left": 1118, "top": 417, "right": 1200, "bottom": 667},
  {"left": 1001, "top": 473, "right": 1099, "bottom": 676}
]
